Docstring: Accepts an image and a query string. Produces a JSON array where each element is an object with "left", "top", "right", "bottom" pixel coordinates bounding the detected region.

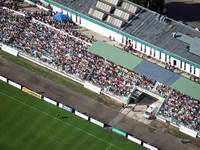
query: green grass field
[{"left": 0, "top": 81, "right": 145, "bottom": 150}]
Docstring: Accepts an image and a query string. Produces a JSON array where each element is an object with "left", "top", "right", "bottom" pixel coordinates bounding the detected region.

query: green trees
[{"left": 128, "top": 0, "right": 165, "bottom": 13}]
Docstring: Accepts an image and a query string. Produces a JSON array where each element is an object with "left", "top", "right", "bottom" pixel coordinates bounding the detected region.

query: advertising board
[
  {"left": 143, "top": 143, "right": 158, "bottom": 150},
  {"left": 90, "top": 118, "right": 104, "bottom": 128},
  {"left": 22, "top": 87, "right": 42, "bottom": 99},
  {"left": 62, "top": 105, "right": 73, "bottom": 112},
  {"left": 0, "top": 76, "right": 7, "bottom": 82},
  {"left": 75, "top": 110, "right": 89, "bottom": 120},
  {"left": 43, "top": 96, "right": 57, "bottom": 105},
  {"left": 8, "top": 80, "right": 21, "bottom": 89},
  {"left": 127, "top": 135, "right": 142, "bottom": 145}
]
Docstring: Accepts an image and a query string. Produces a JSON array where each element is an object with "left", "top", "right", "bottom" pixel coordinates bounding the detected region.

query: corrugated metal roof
[{"left": 48, "top": 0, "right": 200, "bottom": 67}]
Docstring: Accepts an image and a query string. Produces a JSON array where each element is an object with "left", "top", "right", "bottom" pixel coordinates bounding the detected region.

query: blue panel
[{"left": 133, "top": 61, "right": 180, "bottom": 86}]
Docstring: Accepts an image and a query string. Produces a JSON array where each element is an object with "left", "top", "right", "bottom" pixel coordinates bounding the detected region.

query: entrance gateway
[
  {"left": 128, "top": 86, "right": 165, "bottom": 104},
  {"left": 126, "top": 86, "right": 165, "bottom": 121}
]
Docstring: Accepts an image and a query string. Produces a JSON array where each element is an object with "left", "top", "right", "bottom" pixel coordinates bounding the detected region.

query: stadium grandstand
[{"left": 0, "top": 0, "right": 199, "bottom": 138}]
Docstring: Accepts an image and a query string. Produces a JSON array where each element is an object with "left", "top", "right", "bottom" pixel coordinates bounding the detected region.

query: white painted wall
[
  {"left": 81, "top": 18, "right": 123, "bottom": 43},
  {"left": 145, "top": 46, "right": 151, "bottom": 55},
  {"left": 155, "top": 50, "right": 160, "bottom": 60},
  {"left": 161, "top": 52, "right": 165, "bottom": 62},
  {"left": 185, "top": 63, "right": 191, "bottom": 73},
  {"left": 132, "top": 40, "right": 136, "bottom": 49},
  {"left": 135, "top": 42, "right": 141, "bottom": 51},
  {"left": 141, "top": 44, "right": 145, "bottom": 53}
]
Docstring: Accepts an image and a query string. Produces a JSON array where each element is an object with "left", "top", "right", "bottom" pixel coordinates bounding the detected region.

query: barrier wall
[
  {"left": 143, "top": 142, "right": 158, "bottom": 150},
  {"left": 84, "top": 82, "right": 101, "bottom": 94},
  {"left": 43, "top": 96, "right": 57, "bottom": 106},
  {"left": 63, "top": 105, "right": 73, "bottom": 112},
  {"left": 1, "top": 44, "right": 18, "bottom": 56},
  {"left": 22, "top": 87, "right": 42, "bottom": 99},
  {"left": 127, "top": 135, "right": 142, "bottom": 145},
  {"left": 8, "top": 80, "right": 21, "bottom": 89},
  {"left": 179, "top": 125, "right": 198, "bottom": 138},
  {"left": 24, "top": 0, "right": 35, "bottom": 5},
  {"left": 90, "top": 118, "right": 104, "bottom": 128},
  {"left": 112, "top": 128, "right": 126, "bottom": 137},
  {"left": 19, "top": 53, "right": 129, "bottom": 104},
  {"left": 19, "top": 53, "right": 85, "bottom": 85},
  {"left": 156, "top": 116, "right": 167, "bottom": 123},
  {"left": 75, "top": 110, "right": 89, "bottom": 120},
  {"left": 0, "top": 76, "right": 7, "bottom": 82}
]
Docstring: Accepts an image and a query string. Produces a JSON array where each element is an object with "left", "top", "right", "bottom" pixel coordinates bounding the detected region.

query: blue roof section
[
  {"left": 133, "top": 61, "right": 180, "bottom": 86},
  {"left": 43, "top": 0, "right": 200, "bottom": 69},
  {"left": 53, "top": 12, "right": 69, "bottom": 21}
]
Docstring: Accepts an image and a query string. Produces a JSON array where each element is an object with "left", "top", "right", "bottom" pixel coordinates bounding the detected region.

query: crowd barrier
[
  {"left": 22, "top": 87, "right": 42, "bottom": 99},
  {"left": 127, "top": 135, "right": 142, "bottom": 145},
  {"left": 8, "top": 80, "right": 22, "bottom": 89},
  {"left": 112, "top": 128, "right": 127, "bottom": 137},
  {"left": 58, "top": 103, "right": 74, "bottom": 112},
  {"left": 84, "top": 82, "right": 101, "bottom": 94},
  {"left": 179, "top": 125, "right": 198, "bottom": 138},
  {"left": 1, "top": 44, "right": 18, "bottom": 56},
  {"left": 143, "top": 142, "right": 158, "bottom": 150},
  {"left": 43, "top": 96, "right": 57, "bottom": 106},
  {"left": 156, "top": 115, "right": 198, "bottom": 138},
  {"left": 18, "top": 52, "right": 128, "bottom": 103},
  {"left": 0, "top": 76, "right": 7, "bottom": 82},
  {"left": 0, "top": 75, "right": 160, "bottom": 150},
  {"left": 90, "top": 118, "right": 104, "bottom": 128},
  {"left": 75, "top": 110, "right": 89, "bottom": 120}
]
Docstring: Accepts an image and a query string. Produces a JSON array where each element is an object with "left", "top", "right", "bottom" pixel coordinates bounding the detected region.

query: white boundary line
[
  {"left": 0, "top": 91, "right": 123, "bottom": 150},
  {"left": 105, "top": 144, "right": 112, "bottom": 150}
]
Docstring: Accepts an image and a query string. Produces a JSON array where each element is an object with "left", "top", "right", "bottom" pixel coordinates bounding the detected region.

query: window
[
  {"left": 173, "top": 60, "right": 177, "bottom": 66},
  {"left": 144, "top": 46, "right": 146, "bottom": 53},
  {"left": 159, "top": 52, "right": 161, "bottom": 60},
  {"left": 153, "top": 51, "right": 156, "bottom": 57},
  {"left": 194, "top": 68, "right": 196, "bottom": 75},
  {"left": 190, "top": 65, "right": 192, "bottom": 73},
  {"left": 180, "top": 61, "right": 182, "bottom": 69},
  {"left": 150, "top": 49, "right": 152, "bottom": 56},
  {"left": 184, "top": 62, "right": 186, "bottom": 70},
  {"left": 165, "top": 55, "right": 167, "bottom": 62},
  {"left": 76, "top": 15, "right": 78, "bottom": 23}
]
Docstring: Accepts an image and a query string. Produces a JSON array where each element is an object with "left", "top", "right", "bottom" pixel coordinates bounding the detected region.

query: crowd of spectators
[
  {"left": 0, "top": 8, "right": 156, "bottom": 98},
  {"left": 0, "top": 8, "right": 30, "bottom": 44},
  {"left": 0, "top": 0, "right": 19, "bottom": 10},
  {"left": 158, "top": 90, "right": 200, "bottom": 132},
  {"left": 0, "top": 6, "right": 199, "bottom": 132},
  {"left": 154, "top": 84, "right": 172, "bottom": 98}
]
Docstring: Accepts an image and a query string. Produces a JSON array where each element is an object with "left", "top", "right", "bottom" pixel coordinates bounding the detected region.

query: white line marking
[
  {"left": 105, "top": 144, "right": 112, "bottom": 150},
  {"left": 0, "top": 91, "right": 123, "bottom": 150}
]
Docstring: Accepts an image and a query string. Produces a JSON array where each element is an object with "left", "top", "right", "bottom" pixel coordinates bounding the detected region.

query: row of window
[{"left": 124, "top": 37, "right": 198, "bottom": 76}]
